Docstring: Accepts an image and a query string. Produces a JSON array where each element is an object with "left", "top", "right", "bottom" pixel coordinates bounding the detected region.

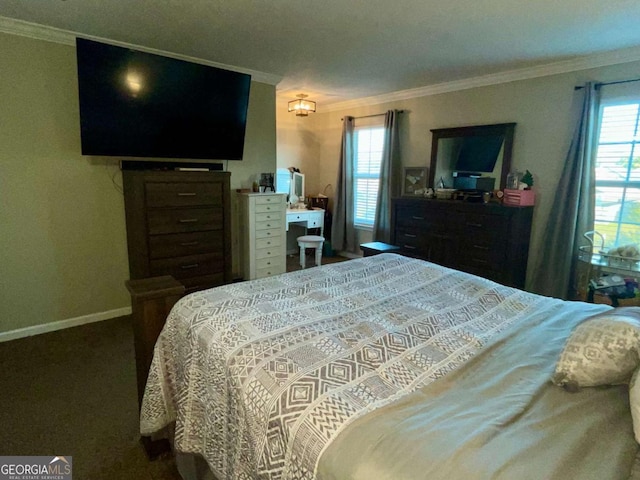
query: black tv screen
[
  {"left": 454, "top": 135, "right": 504, "bottom": 173},
  {"left": 76, "top": 38, "right": 251, "bottom": 160}
]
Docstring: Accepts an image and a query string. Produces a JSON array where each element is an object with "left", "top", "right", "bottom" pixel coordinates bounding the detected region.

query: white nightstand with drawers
[{"left": 240, "top": 193, "right": 287, "bottom": 280}]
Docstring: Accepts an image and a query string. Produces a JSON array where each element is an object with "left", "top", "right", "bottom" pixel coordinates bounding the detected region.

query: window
[
  {"left": 594, "top": 102, "right": 640, "bottom": 246},
  {"left": 353, "top": 125, "right": 384, "bottom": 228}
]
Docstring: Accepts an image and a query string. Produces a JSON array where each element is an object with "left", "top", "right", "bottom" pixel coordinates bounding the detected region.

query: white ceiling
[{"left": 1, "top": 0, "right": 640, "bottom": 108}]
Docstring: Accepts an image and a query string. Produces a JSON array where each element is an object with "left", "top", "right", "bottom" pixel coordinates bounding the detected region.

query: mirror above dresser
[{"left": 429, "top": 123, "right": 516, "bottom": 191}]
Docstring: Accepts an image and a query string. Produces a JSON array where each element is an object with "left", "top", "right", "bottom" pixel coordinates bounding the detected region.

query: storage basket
[{"left": 503, "top": 189, "right": 535, "bottom": 206}]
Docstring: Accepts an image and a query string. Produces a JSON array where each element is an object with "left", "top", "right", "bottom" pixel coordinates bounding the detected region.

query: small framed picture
[
  {"left": 402, "top": 167, "right": 428, "bottom": 196},
  {"left": 259, "top": 173, "right": 275, "bottom": 191}
]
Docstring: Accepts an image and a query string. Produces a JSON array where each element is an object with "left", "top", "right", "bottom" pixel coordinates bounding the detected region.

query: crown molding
[
  {"left": 0, "top": 15, "right": 282, "bottom": 85},
  {"left": 322, "top": 46, "right": 640, "bottom": 112},
  {"left": 4, "top": 15, "right": 639, "bottom": 102}
]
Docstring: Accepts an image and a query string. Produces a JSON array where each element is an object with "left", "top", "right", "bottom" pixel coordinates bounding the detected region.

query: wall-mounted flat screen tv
[{"left": 76, "top": 38, "right": 251, "bottom": 160}]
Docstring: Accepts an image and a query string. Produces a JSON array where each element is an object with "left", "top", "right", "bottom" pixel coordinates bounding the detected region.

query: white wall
[{"left": 276, "top": 61, "right": 640, "bottom": 289}]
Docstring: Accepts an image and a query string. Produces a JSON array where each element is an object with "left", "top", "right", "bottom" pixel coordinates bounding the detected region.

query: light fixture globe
[{"left": 288, "top": 94, "right": 316, "bottom": 117}]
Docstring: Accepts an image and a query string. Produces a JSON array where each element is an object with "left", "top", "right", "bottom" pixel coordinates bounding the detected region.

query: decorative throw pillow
[{"left": 552, "top": 307, "right": 640, "bottom": 391}]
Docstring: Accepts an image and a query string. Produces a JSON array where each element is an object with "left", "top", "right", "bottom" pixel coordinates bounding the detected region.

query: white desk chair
[{"left": 297, "top": 235, "right": 325, "bottom": 269}]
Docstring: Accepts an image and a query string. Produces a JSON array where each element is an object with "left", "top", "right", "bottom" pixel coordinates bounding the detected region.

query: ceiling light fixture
[{"left": 288, "top": 94, "right": 316, "bottom": 117}]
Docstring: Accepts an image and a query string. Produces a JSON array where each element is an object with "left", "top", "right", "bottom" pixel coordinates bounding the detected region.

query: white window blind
[
  {"left": 353, "top": 126, "right": 384, "bottom": 228},
  {"left": 594, "top": 102, "right": 640, "bottom": 246}
]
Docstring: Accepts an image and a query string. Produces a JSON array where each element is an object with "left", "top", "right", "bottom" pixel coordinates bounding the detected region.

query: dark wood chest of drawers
[
  {"left": 123, "top": 170, "right": 231, "bottom": 293},
  {"left": 391, "top": 198, "right": 533, "bottom": 289}
]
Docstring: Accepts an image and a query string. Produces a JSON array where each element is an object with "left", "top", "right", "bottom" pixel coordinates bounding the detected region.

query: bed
[{"left": 140, "top": 253, "right": 639, "bottom": 480}]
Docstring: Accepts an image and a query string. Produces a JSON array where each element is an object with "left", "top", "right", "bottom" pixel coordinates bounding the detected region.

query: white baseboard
[{"left": 0, "top": 306, "right": 132, "bottom": 343}]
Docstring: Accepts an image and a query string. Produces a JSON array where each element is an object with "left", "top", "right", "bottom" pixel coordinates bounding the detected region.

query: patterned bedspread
[{"left": 140, "top": 254, "right": 550, "bottom": 480}]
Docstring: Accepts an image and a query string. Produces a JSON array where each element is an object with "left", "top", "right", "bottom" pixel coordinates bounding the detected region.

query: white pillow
[{"left": 552, "top": 307, "right": 640, "bottom": 391}]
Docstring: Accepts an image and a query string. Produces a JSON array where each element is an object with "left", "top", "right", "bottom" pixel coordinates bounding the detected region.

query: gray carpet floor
[{"left": 0, "top": 316, "right": 180, "bottom": 480}]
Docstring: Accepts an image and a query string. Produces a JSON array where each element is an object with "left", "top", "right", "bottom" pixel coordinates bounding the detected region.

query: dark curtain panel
[
  {"left": 331, "top": 117, "right": 359, "bottom": 253},
  {"left": 373, "top": 110, "right": 402, "bottom": 243},
  {"left": 530, "top": 83, "right": 600, "bottom": 299}
]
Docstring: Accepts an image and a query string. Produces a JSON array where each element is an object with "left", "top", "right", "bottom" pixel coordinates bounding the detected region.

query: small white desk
[{"left": 286, "top": 208, "right": 325, "bottom": 237}]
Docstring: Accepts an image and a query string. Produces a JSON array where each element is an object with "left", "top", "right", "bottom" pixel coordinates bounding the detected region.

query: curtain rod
[
  {"left": 341, "top": 110, "right": 404, "bottom": 121},
  {"left": 574, "top": 77, "right": 640, "bottom": 90}
]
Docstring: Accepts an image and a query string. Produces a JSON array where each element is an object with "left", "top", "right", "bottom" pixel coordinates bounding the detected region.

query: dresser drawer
[
  {"left": 145, "top": 182, "right": 222, "bottom": 208},
  {"left": 148, "top": 231, "right": 224, "bottom": 259},
  {"left": 457, "top": 262, "right": 505, "bottom": 284},
  {"left": 395, "top": 206, "right": 448, "bottom": 230},
  {"left": 459, "top": 231, "right": 507, "bottom": 251},
  {"left": 256, "top": 236, "right": 282, "bottom": 249},
  {"left": 256, "top": 219, "right": 282, "bottom": 231},
  {"left": 287, "top": 212, "right": 309, "bottom": 222},
  {"left": 180, "top": 273, "right": 226, "bottom": 292},
  {"left": 149, "top": 253, "right": 224, "bottom": 279},
  {"left": 256, "top": 246, "right": 282, "bottom": 260},
  {"left": 460, "top": 213, "right": 508, "bottom": 236},
  {"left": 256, "top": 228, "right": 282, "bottom": 240},
  {"left": 256, "top": 256, "right": 285, "bottom": 271},
  {"left": 147, "top": 207, "right": 223, "bottom": 235},
  {"left": 458, "top": 243, "right": 507, "bottom": 267},
  {"left": 256, "top": 264, "right": 286, "bottom": 279},
  {"left": 256, "top": 203, "right": 282, "bottom": 214},
  {"left": 255, "top": 195, "right": 283, "bottom": 206},
  {"left": 306, "top": 214, "right": 323, "bottom": 229},
  {"left": 255, "top": 211, "right": 280, "bottom": 222},
  {"left": 395, "top": 228, "right": 428, "bottom": 249}
]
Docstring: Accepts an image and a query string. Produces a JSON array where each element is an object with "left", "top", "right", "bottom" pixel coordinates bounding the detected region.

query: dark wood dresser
[
  {"left": 123, "top": 170, "right": 232, "bottom": 293},
  {"left": 391, "top": 197, "right": 533, "bottom": 289}
]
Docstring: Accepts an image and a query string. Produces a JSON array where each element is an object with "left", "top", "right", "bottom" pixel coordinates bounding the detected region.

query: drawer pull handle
[
  {"left": 412, "top": 216, "right": 424, "bottom": 220},
  {"left": 181, "top": 263, "right": 199, "bottom": 269},
  {"left": 473, "top": 245, "right": 489, "bottom": 250},
  {"left": 466, "top": 222, "right": 483, "bottom": 228},
  {"left": 266, "top": 232, "right": 271, "bottom": 236},
  {"left": 179, "top": 218, "right": 198, "bottom": 223},
  {"left": 403, "top": 233, "right": 417, "bottom": 238},
  {"left": 403, "top": 245, "right": 417, "bottom": 249},
  {"left": 180, "top": 241, "right": 199, "bottom": 246},
  {"left": 472, "top": 259, "right": 490, "bottom": 264},
  {"left": 266, "top": 224, "right": 271, "bottom": 227},
  {"left": 266, "top": 261, "right": 271, "bottom": 265},
  {"left": 177, "top": 192, "right": 196, "bottom": 197}
]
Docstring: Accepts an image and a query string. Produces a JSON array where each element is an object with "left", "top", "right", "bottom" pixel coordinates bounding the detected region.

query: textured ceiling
[{"left": 1, "top": 0, "right": 640, "bottom": 106}]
